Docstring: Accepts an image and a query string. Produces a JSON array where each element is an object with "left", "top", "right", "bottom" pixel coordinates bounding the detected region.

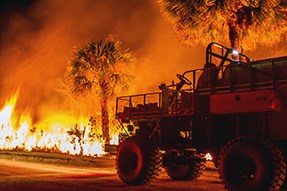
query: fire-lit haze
[{"left": 0, "top": 0, "right": 287, "bottom": 155}]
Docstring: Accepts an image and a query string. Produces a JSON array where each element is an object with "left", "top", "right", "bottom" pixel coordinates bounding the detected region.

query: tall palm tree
[
  {"left": 66, "top": 36, "right": 134, "bottom": 144},
  {"left": 158, "top": 0, "right": 287, "bottom": 50}
]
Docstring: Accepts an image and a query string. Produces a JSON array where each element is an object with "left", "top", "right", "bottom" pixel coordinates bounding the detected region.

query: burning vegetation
[
  {"left": 0, "top": 92, "right": 107, "bottom": 156},
  {"left": 0, "top": 36, "right": 134, "bottom": 157}
]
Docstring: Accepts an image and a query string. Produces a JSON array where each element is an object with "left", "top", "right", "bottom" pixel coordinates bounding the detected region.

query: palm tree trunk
[
  {"left": 101, "top": 97, "right": 110, "bottom": 144},
  {"left": 228, "top": 20, "right": 239, "bottom": 50}
]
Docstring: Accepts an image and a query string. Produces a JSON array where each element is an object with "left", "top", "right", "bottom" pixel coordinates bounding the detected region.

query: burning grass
[{"left": 0, "top": 92, "right": 119, "bottom": 158}]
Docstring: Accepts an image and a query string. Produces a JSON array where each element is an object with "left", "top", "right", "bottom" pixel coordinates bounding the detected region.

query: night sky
[
  {"left": 0, "top": 0, "right": 33, "bottom": 14},
  {"left": 0, "top": 0, "right": 33, "bottom": 44},
  {"left": 0, "top": 0, "right": 162, "bottom": 52}
]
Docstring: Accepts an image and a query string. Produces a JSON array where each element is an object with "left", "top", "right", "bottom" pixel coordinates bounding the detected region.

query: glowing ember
[
  {"left": 205, "top": 153, "right": 212, "bottom": 161},
  {"left": 0, "top": 93, "right": 106, "bottom": 157}
]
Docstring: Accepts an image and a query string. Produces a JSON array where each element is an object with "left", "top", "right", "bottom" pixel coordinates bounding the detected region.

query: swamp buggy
[{"left": 113, "top": 42, "right": 287, "bottom": 191}]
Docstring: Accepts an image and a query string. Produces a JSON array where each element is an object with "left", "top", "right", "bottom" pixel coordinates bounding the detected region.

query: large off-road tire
[
  {"left": 116, "top": 137, "right": 161, "bottom": 185},
  {"left": 218, "top": 136, "right": 286, "bottom": 191},
  {"left": 165, "top": 152, "right": 206, "bottom": 180}
]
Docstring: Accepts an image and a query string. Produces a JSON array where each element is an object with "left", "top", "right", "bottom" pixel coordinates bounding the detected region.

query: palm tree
[
  {"left": 158, "top": 0, "right": 287, "bottom": 50},
  {"left": 66, "top": 36, "right": 134, "bottom": 144}
]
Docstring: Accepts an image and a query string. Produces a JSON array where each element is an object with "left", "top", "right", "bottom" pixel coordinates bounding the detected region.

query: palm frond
[
  {"left": 158, "top": 0, "right": 287, "bottom": 50},
  {"left": 71, "top": 76, "right": 93, "bottom": 95},
  {"left": 65, "top": 36, "right": 134, "bottom": 99}
]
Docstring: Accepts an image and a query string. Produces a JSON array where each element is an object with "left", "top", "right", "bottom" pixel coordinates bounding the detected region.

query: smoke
[
  {"left": 0, "top": 0, "right": 162, "bottom": 120},
  {"left": 131, "top": 17, "right": 206, "bottom": 93},
  {"left": 0, "top": 0, "right": 286, "bottom": 122}
]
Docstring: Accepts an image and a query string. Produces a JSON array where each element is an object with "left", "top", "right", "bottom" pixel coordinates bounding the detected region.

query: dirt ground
[
  {"left": 0, "top": 158, "right": 225, "bottom": 191},
  {"left": 1, "top": 153, "right": 287, "bottom": 191}
]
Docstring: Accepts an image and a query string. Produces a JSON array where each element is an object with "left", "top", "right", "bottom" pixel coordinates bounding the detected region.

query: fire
[
  {"left": 0, "top": 93, "right": 106, "bottom": 157},
  {"left": 110, "top": 134, "right": 119, "bottom": 145},
  {"left": 0, "top": 94, "right": 17, "bottom": 126}
]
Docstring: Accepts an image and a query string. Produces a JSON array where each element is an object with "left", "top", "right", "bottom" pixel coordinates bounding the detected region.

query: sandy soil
[
  {"left": 0, "top": 158, "right": 225, "bottom": 191},
  {"left": 0, "top": 154, "right": 286, "bottom": 191}
]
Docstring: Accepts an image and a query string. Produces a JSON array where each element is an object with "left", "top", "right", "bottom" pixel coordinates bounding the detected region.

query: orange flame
[
  {"left": 0, "top": 93, "right": 107, "bottom": 156},
  {"left": 0, "top": 94, "right": 17, "bottom": 126}
]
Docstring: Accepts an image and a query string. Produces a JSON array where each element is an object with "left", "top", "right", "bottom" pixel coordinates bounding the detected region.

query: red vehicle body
[{"left": 114, "top": 42, "right": 287, "bottom": 191}]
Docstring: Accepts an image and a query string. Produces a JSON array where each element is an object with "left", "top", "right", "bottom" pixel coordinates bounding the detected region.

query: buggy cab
[
  {"left": 116, "top": 74, "right": 194, "bottom": 120},
  {"left": 116, "top": 42, "right": 254, "bottom": 120}
]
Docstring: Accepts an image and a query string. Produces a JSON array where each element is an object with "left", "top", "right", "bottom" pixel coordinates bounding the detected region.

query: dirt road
[{"left": 0, "top": 158, "right": 227, "bottom": 191}]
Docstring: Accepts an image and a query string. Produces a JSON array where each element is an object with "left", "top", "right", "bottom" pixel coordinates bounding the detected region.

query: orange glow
[
  {"left": 0, "top": 93, "right": 17, "bottom": 126},
  {"left": 0, "top": 92, "right": 109, "bottom": 157},
  {"left": 109, "top": 134, "right": 119, "bottom": 145},
  {"left": 205, "top": 153, "right": 212, "bottom": 161}
]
